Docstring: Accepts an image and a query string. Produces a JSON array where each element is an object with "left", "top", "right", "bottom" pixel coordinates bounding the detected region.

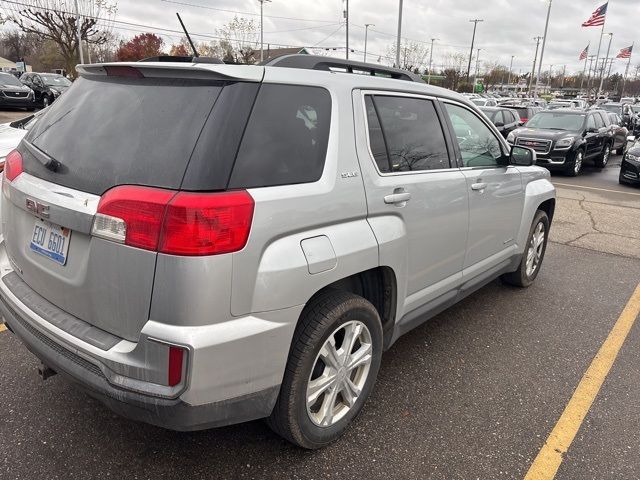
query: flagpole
[
  {"left": 595, "top": 2, "right": 610, "bottom": 98},
  {"left": 599, "top": 32, "right": 613, "bottom": 95},
  {"left": 591, "top": 8, "right": 607, "bottom": 101},
  {"left": 621, "top": 41, "right": 634, "bottom": 97},
  {"left": 580, "top": 44, "right": 589, "bottom": 92}
]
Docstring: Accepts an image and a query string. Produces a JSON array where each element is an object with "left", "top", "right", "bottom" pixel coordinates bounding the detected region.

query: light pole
[
  {"left": 472, "top": 48, "right": 482, "bottom": 90},
  {"left": 466, "top": 19, "right": 483, "bottom": 80},
  {"left": 428, "top": 37, "right": 438, "bottom": 84},
  {"left": 529, "top": 36, "right": 543, "bottom": 94},
  {"left": 507, "top": 55, "right": 515, "bottom": 87},
  {"left": 364, "top": 23, "right": 374, "bottom": 63},
  {"left": 74, "top": 0, "right": 84, "bottom": 64},
  {"left": 343, "top": 0, "right": 349, "bottom": 59},
  {"left": 598, "top": 32, "right": 613, "bottom": 95},
  {"left": 534, "top": 0, "right": 553, "bottom": 97},
  {"left": 395, "top": 0, "right": 403, "bottom": 67},
  {"left": 259, "top": 0, "right": 272, "bottom": 62}
]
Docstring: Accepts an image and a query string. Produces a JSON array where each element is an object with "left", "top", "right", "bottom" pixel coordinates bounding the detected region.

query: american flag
[
  {"left": 617, "top": 45, "right": 633, "bottom": 59},
  {"left": 579, "top": 45, "right": 589, "bottom": 60},
  {"left": 582, "top": 2, "right": 608, "bottom": 27}
]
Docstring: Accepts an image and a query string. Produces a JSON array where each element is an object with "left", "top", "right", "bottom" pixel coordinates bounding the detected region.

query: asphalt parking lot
[{"left": 0, "top": 115, "right": 638, "bottom": 478}]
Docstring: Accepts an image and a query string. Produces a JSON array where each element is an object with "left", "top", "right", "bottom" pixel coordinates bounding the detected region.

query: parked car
[
  {"left": 619, "top": 138, "right": 640, "bottom": 186},
  {"left": 0, "top": 72, "right": 35, "bottom": 111},
  {"left": 547, "top": 101, "right": 573, "bottom": 110},
  {"left": 597, "top": 102, "right": 633, "bottom": 129},
  {"left": 507, "top": 109, "right": 613, "bottom": 176},
  {"left": 471, "top": 97, "right": 498, "bottom": 107},
  {"left": 504, "top": 105, "right": 542, "bottom": 123},
  {"left": 0, "top": 55, "right": 555, "bottom": 448},
  {"left": 479, "top": 106, "right": 521, "bottom": 137},
  {"left": 606, "top": 112, "right": 629, "bottom": 155},
  {"left": 19, "top": 72, "right": 71, "bottom": 108},
  {"left": 0, "top": 113, "right": 42, "bottom": 170}
]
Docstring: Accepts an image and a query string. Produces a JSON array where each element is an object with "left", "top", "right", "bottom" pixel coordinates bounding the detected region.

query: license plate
[{"left": 29, "top": 219, "right": 71, "bottom": 266}]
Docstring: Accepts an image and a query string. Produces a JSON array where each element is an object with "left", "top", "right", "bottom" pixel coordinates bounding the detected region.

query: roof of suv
[{"left": 76, "top": 56, "right": 476, "bottom": 108}]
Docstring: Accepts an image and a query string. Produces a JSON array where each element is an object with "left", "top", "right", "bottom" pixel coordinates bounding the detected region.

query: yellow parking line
[
  {"left": 0, "top": 324, "right": 6, "bottom": 333},
  {"left": 524, "top": 283, "right": 640, "bottom": 480}
]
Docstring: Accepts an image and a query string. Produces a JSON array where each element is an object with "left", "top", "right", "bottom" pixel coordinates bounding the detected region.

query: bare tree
[
  {"left": 4, "top": 0, "right": 117, "bottom": 75},
  {"left": 387, "top": 41, "right": 429, "bottom": 71},
  {"left": 216, "top": 16, "right": 259, "bottom": 64}
]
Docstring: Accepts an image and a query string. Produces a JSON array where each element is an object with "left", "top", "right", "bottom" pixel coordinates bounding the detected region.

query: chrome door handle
[
  {"left": 384, "top": 192, "right": 412, "bottom": 204},
  {"left": 471, "top": 182, "right": 487, "bottom": 191}
]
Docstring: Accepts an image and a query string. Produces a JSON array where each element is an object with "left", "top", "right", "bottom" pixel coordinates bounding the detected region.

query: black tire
[
  {"left": 42, "top": 95, "right": 51, "bottom": 108},
  {"left": 501, "top": 210, "right": 550, "bottom": 288},
  {"left": 564, "top": 149, "right": 584, "bottom": 177},
  {"left": 594, "top": 143, "right": 611, "bottom": 168},
  {"left": 268, "top": 289, "right": 383, "bottom": 449},
  {"left": 616, "top": 147, "right": 625, "bottom": 156}
]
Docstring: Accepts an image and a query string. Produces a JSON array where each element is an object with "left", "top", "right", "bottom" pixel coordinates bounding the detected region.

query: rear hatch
[{"left": 1, "top": 63, "right": 262, "bottom": 341}]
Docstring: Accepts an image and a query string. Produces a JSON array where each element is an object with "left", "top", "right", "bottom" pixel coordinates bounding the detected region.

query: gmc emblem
[{"left": 26, "top": 198, "right": 50, "bottom": 218}]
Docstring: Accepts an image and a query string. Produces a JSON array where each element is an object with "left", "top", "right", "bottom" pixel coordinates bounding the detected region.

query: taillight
[
  {"left": 3, "top": 150, "right": 23, "bottom": 182},
  {"left": 92, "top": 186, "right": 254, "bottom": 256},
  {"left": 521, "top": 117, "right": 528, "bottom": 123},
  {"left": 168, "top": 345, "right": 186, "bottom": 387},
  {"left": 159, "top": 191, "right": 254, "bottom": 256}
]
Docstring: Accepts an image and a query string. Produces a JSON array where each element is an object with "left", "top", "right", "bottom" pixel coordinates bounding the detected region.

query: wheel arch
[{"left": 301, "top": 266, "right": 398, "bottom": 349}]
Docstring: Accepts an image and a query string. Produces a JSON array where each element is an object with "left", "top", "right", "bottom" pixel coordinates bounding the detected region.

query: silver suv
[{"left": 0, "top": 55, "right": 555, "bottom": 448}]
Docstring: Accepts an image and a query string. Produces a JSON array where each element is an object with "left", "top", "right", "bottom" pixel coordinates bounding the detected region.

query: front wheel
[
  {"left": 501, "top": 210, "right": 550, "bottom": 287},
  {"left": 595, "top": 143, "right": 611, "bottom": 168},
  {"left": 42, "top": 95, "right": 51, "bottom": 108},
  {"left": 565, "top": 149, "right": 584, "bottom": 177},
  {"left": 268, "top": 290, "right": 383, "bottom": 449}
]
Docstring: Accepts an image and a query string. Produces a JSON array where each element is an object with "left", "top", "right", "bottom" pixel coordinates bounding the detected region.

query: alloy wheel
[
  {"left": 574, "top": 151, "right": 583, "bottom": 174},
  {"left": 306, "top": 320, "right": 373, "bottom": 427},
  {"left": 602, "top": 145, "right": 610, "bottom": 166},
  {"left": 525, "top": 221, "right": 546, "bottom": 277}
]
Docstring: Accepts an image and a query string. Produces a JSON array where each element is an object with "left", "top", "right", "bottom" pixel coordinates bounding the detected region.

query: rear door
[
  {"left": 585, "top": 113, "right": 605, "bottom": 157},
  {"left": 441, "top": 101, "right": 524, "bottom": 272},
  {"left": 2, "top": 70, "right": 260, "bottom": 341},
  {"left": 355, "top": 91, "right": 469, "bottom": 314}
]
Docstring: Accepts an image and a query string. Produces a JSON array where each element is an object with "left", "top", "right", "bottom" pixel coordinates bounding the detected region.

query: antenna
[{"left": 176, "top": 12, "right": 199, "bottom": 57}]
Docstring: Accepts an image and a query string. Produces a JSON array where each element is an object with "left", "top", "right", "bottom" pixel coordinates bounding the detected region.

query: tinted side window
[
  {"left": 229, "top": 84, "right": 331, "bottom": 188},
  {"left": 444, "top": 103, "right": 504, "bottom": 168},
  {"left": 370, "top": 95, "right": 450, "bottom": 172},
  {"left": 364, "top": 96, "right": 391, "bottom": 172},
  {"left": 594, "top": 113, "right": 605, "bottom": 128}
]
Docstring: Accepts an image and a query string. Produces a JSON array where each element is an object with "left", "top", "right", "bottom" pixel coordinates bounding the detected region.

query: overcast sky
[{"left": 113, "top": 0, "right": 638, "bottom": 75}]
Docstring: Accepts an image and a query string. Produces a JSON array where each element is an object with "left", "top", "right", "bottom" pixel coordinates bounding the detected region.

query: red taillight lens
[
  {"left": 168, "top": 345, "right": 185, "bottom": 387},
  {"left": 95, "top": 186, "right": 176, "bottom": 250},
  {"left": 4, "top": 150, "right": 23, "bottom": 182},
  {"left": 159, "top": 190, "right": 254, "bottom": 256},
  {"left": 93, "top": 186, "right": 254, "bottom": 256},
  {"left": 521, "top": 117, "right": 528, "bottom": 123}
]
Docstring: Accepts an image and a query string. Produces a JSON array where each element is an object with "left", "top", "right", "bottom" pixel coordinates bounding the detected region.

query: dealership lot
[{"left": 0, "top": 145, "right": 638, "bottom": 478}]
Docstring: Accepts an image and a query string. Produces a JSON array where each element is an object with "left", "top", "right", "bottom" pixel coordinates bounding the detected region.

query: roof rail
[
  {"left": 262, "top": 54, "right": 424, "bottom": 83},
  {"left": 139, "top": 55, "right": 224, "bottom": 64}
]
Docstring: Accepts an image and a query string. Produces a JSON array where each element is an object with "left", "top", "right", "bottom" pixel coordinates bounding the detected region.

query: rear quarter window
[{"left": 228, "top": 84, "right": 331, "bottom": 189}]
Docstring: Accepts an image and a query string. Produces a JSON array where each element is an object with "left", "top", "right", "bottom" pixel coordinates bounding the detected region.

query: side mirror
[
  {"left": 587, "top": 127, "right": 598, "bottom": 133},
  {"left": 510, "top": 145, "right": 536, "bottom": 166},
  {"left": 495, "top": 121, "right": 504, "bottom": 127}
]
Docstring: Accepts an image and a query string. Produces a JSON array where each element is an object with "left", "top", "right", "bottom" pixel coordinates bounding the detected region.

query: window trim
[
  {"left": 360, "top": 90, "right": 457, "bottom": 176},
  {"left": 440, "top": 99, "right": 510, "bottom": 170}
]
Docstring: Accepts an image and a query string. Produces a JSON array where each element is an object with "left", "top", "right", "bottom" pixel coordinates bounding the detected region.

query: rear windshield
[
  {"left": 24, "top": 76, "right": 224, "bottom": 195},
  {"left": 23, "top": 76, "right": 332, "bottom": 195}
]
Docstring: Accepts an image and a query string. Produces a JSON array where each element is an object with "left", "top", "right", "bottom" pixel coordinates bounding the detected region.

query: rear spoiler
[{"left": 75, "top": 62, "right": 264, "bottom": 82}]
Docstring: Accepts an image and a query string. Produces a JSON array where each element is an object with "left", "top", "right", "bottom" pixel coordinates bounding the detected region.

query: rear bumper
[
  {"left": 0, "top": 234, "right": 300, "bottom": 430},
  {"left": 1, "top": 299, "right": 278, "bottom": 430}
]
